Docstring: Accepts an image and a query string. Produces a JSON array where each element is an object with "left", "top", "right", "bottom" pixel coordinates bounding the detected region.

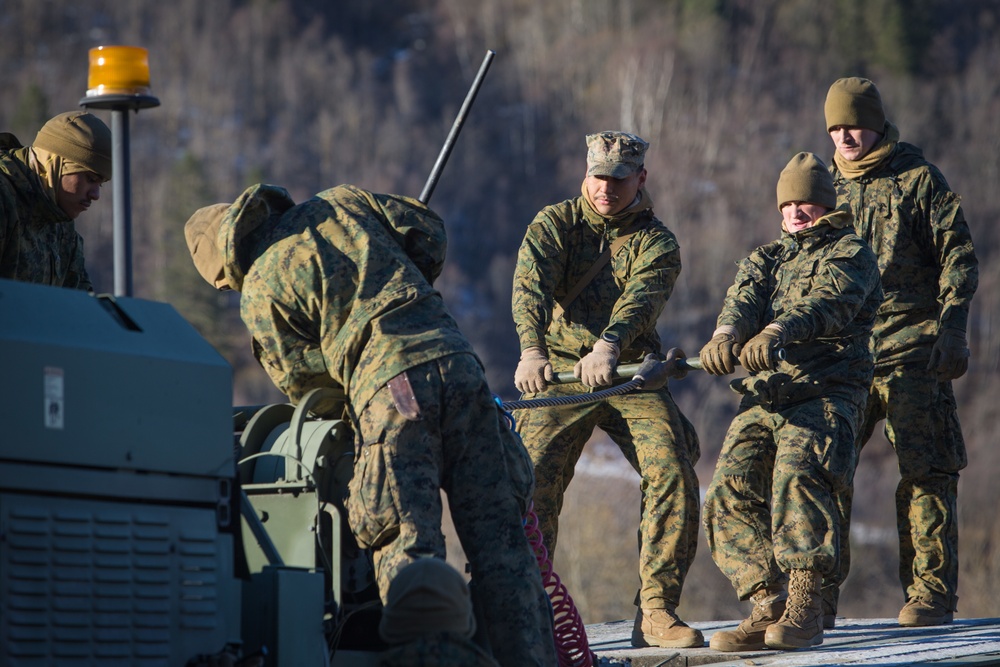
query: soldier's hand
[
  {"left": 740, "top": 324, "right": 785, "bottom": 373},
  {"left": 574, "top": 338, "right": 620, "bottom": 387},
  {"left": 699, "top": 332, "right": 739, "bottom": 376},
  {"left": 927, "top": 328, "right": 970, "bottom": 381},
  {"left": 514, "top": 347, "right": 554, "bottom": 393}
]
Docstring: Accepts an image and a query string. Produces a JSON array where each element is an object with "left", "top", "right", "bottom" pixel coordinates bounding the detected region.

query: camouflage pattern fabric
[
  {"left": 511, "top": 188, "right": 700, "bottom": 610},
  {"left": 235, "top": 184, "right": 475, "bottom": 420},
  {"left": 829, "top": 141, "right": 977, "bottom": 612},
  {"left": 227, "top": 184, "right": 556, "bottom": 667},
  {"left": 515, "top": 384, "right": 700, "bottom": 609},
  {"left": 704, "top": 398, "right": 859, "bottom": 598},
  {"left": 512, "top": 187, "right": 679, "bottom": 364},
  {"left": 378, "top": 632, "right": 500, "bottom": 667},
  {"left": 351, "top": 355, "right": 554, "bottom": 667},
  {"left": 703, "top": 211, "right": 881, "bottom": 600},
  {"left": 831, "top": 142, "right": 978, "bottom": 367},
  {"left": 0, "top": 141, "right": 92, "bottom": 290},
  {"left": 715, "top": 210, "right": 882, "bottom": 411}
]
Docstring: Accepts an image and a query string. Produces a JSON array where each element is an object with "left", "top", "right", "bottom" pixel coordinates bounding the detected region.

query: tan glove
[
  {"left": 699, "top": 330, "right": 740, "bottom": 376},
  {"left": 740, "top": 324, "right": 785, "bottom": 373},
  {"left": 928, "top": 328, "right": 970, "bottom": 381},
  {"left": 574, "top": 338, "right": 620, "bottom": 388},
  {"left": 514, "top": 347, "right": 554, "bottom": 393}
]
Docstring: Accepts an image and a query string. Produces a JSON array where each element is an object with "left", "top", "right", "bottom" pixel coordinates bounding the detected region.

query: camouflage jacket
[
  {"left": 831, "top": 142, "right": 978, "bottom": 367},
  {"left": 0, "top": 138, "right": 92, "bottom": 290},
  {"left": 718, "top": 210, "right": 883, "bottom": 410},
  {"left": 225, "top": 183, "right": 475, "bottom": 416},
  {"left": 511, "top": 188, "right": 679, "bottom": 371}
]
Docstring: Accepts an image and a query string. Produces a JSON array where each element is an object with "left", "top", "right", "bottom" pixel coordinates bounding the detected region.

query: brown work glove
[
  {"left": 740, "top": 324, "right": 785, "bottom": 373},
  {"left": 514, "top": 347, "right": 554, "bottom": 394},
  {"left": 927, "top": 328, "right": 970, "bottom": 381},
  {"left": 574, "top": 338, "right": 620, "bottom": 388},
  {"left": 699, "top": 329, "right": 740, "bottom": 376}
]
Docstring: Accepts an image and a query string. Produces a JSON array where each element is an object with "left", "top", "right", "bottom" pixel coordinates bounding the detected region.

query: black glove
[{"left": 927, "top": 328, "right": 970, "bottom": 381}]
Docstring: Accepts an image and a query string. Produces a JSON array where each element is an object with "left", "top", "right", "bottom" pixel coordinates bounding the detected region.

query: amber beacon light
[{"left": 79, "top": 45, "right": 161, "bottom": 298}]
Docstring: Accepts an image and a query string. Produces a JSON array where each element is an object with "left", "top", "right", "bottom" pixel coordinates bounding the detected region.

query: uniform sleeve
[
  {"left": 923, "top": 170, "right": 978, "bottom": 332},
  {"left": 775, "top": 239, "right": 882, "bottom": 342},
  {"left": 716, "top": 249, "right": 773, "bottom": 343},
  {"left": 511, "top": 210, "right": 564, "bottom": 352},
  {"left": 604, "top": 228, "right": 680, "bottom": 347}
]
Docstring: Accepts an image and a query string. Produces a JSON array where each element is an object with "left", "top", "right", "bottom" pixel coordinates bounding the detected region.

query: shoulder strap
[{"left": 551, "top": 218, "right": 644, "bottom": 321}]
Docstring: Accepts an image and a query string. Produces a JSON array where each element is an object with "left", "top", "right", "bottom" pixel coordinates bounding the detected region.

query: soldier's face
[
  {"left": 585, "top": 168, "right": 646, "bottom": 216},
  {"left": 57, "top": 171, "right": 104, "bottom": 219},
  {"left": 781, "top": 201, "right": 828, "bottom": 233},
  {"left": 829, "top": 126, "right": 882, "bottom": 161}
]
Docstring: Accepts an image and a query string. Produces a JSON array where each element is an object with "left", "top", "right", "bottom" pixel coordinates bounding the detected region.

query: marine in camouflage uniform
[
  {"left": 823, "top": 77, "right": 979, "bottom": 627},
  {"left": 511, "top": 131, "right": 703, "bottom": 649},
  {"left": 700, "top": 152, "right": 882, "bottom": 651},
  {"left": 184, "top": 183, "right": 556, "bottom": 667},
  {"left": 0, "top": 111, "right": 112, "bottom": 291}
]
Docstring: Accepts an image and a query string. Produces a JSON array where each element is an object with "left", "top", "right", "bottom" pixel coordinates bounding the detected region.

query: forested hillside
[{"left": 4, "top": 0, "right": 997, "bottom": 623}]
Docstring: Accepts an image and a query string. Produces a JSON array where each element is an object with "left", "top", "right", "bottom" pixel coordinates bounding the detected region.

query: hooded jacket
[
  {"left": 831, "top": 141, "right": 978, "bottom": 368},
  {"left": 717, "top": 210, "right": 883, "bottom": 410},
  {"left": 220, "top": 183, "right": 475, "bottom": 417},
  {"left": 0, "top": 135, "right": 91, "bottom": 290}
]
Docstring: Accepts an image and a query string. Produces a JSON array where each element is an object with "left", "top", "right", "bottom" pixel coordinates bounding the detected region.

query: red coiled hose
[{"left": 524, "top": 504, "right": 596, "bottom": 667}]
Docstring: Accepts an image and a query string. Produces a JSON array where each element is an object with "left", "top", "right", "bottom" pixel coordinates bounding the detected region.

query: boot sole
[
  {"left": 709, "top": 636, "right": 767, "bottom": 652},
  {"left": 899, "top": 612, "right": 953, "bottom": 627},
  {"left": 764, "top": 634, "right": 823, "bottom": 650},
  {"left": 632, "top": 632, "right": 705, "bottom": 649}
]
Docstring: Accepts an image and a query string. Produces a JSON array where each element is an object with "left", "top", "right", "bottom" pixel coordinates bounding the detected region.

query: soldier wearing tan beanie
[
  {"left": 1, "top": 110, "right": 112, "bottom": 291},
  {"left": 821, "top": 76, "right": 978, "bottom": 630}
]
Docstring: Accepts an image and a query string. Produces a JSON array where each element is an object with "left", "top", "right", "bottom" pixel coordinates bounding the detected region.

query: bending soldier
[
  {"left": 511, "top": 131, "right": 703, "bottom": 649},
  {"left": 185, "top": 183, "right": 557, "bottom": 667},
  {"left": 700, "top": 152, "right": 882, "bottom": 651},
  {"left": 1, "top": 111, "right": 112, "bottom": 290}
]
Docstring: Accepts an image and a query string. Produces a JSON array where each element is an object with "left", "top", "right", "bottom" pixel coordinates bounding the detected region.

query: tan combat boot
[
  {"left": 709, "top": 586, "right": 787, "bottom": 652},
  {"left": 764, "top": 570, "right": 824, "bottom": 649},
  {"left": 631, "top": 607, "right": 704, "bottom": 648},
  {"left": 898, "top": 597, "right": 954, "bottom": 626}
]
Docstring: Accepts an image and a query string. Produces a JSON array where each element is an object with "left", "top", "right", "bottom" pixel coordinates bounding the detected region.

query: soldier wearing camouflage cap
[
  {"left": 511, "top": 131, "right": 704, "bottom": 648},
  {"left": 184, "top": 183, "right": 556, "bottom": 667},
  {"left": 0, "top": 111, "right": 112, "bottom": 291},
  {"left": 699, "top": 152, "right": 882, "bottom": 651},
  {"left": 822, "top": 77, "right": 979, "bottom": 628}
]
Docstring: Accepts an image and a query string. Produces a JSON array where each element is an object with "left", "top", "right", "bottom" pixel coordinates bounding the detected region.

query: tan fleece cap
[
  {"left": 378, "top": 558, "right": 475, "bottom": 644},
  {"left": 824, "top": 77, "right": 886, "bottom": 132},
  {"left": 33, "top": 111, "right": 113, "bottom": 181},
  {"left": 184, "top": 203, "right": 232, "bottom": 289},
  {"left": 776, "top": 152, "right": 837, "bottom": 210}
]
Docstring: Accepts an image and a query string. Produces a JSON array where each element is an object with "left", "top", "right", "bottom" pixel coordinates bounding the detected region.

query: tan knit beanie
[
  {"left": 184, "top": 203, "right": 232, "bottom": 289},
  {"left": 824, "top": 77, "right": 886, "bottom": 132},
  {"left": 378, "top": 558, "right": 476, "bottom": 644},
  {"left": 33, "top": 111, "right": 112, "bottom": 181},
  {"left": 776, "top": 152, "right": 837, "bottom": 210}
]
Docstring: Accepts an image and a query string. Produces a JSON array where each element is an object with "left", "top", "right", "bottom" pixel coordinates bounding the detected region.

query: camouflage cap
[{"left": 586, "top": 131, "right": 649, "bottom": 178}]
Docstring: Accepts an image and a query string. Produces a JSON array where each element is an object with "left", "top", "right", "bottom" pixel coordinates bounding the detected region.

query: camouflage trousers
[
  {"left": 703, "top": 397, "right": 858, "bottom": 600},
  {"left": 826, "top": 364, "right": 966, "bottom": 611},
  {"left": 347, "top": 353, "right": 556, "bottom": 667},
  {"left": 514, "top": 382, "right": 700, "bottom": 610}
]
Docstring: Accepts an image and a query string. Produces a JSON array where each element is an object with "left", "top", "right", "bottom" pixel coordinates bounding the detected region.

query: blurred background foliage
[{"left": 4, "top": 0, "right": 998, "bottom": 623}]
